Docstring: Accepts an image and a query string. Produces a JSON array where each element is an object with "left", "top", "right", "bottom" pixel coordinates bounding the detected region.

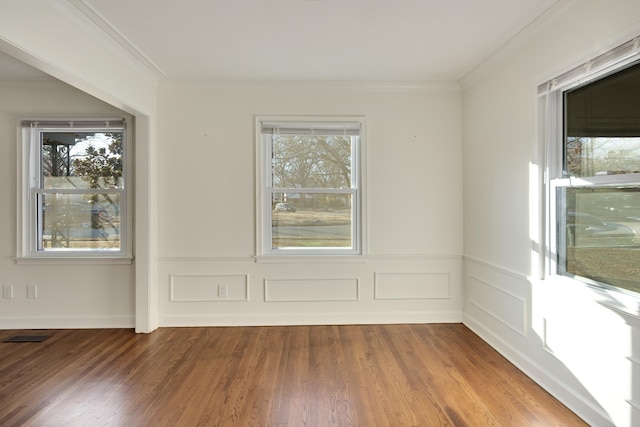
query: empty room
[{"left": 1, "top": 1, "right": 640, "bottom": 425}]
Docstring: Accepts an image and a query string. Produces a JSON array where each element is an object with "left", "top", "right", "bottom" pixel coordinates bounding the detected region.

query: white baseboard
[
  {"left": 0, "top": 316, "right": 135, "bottom": 330},
  {"left": 160, "top": 310, "right": 463, "bottom": 327}
]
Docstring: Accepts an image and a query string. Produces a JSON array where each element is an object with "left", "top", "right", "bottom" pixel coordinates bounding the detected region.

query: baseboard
[
  {"left": 0, "top": 316, "right": 135, "bottom": 330},
  {"left": 160, "top": 310, "right": 463, "bottom": 327}
]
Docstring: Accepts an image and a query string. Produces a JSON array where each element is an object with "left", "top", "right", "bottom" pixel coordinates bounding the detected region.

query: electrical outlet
[
  {"left": 27, "top": 284, "right": 38, "bottom": 299},
  {"left": 218, "top": 283, "right": 228, "bottom": 298},
  {"left": 3, "top": 284, "right": 13, "bottom": 299}
]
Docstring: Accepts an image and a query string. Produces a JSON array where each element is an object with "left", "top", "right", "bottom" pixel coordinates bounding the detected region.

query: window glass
[
  {"left": 40, "top": 192, "right": 121, "bottom": 250},
  {"left": 564, "top": 61, "right": 640, "bottom": 177},
  {"left": 38, "top": 130, "right": 123, "bottom": 251},
  {"left": 41, "top": 131, "right": 123, "bottom": 189},
  {"left": 272, "top": 134, "right": 352, "bottom": 188},
  {"left": 272, "top": 193, "right": 352, "bottom": 249},
  {"left": 558, "top": 186, "right": 640, "bottom": 293},
  {"left": 565, "top": 137, "right": 640, "bottom": 177}
]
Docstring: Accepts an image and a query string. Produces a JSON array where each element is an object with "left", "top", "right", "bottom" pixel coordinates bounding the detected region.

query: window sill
[
  {"left": 547, "top": 274, "right": 640, "bottom": 325},
  {"left": 16, "top": 256, "right": 134, "bottom": 266},
  {"left": 598, "top": 298, "right": 640, "bottom": 326},
  {"left": 255, "top": 254, "right": 368, "bottom": 264}
]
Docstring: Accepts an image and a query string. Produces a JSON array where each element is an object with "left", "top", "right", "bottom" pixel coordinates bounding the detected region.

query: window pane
[
  {"left": 40, "top": 193, "right": 121, "bottom": 250},
  {"left": 565, "top": 137, "right": 640, "bottom": 177},
  {"left": 42, "top": 131, "right": 123, "bottom": 189},
  {"left": 558, "top": 186, "right": 640, "bottom": 293},
  {"left": 272, "top": 135, "right": 352, "bottom": 189},
  {"left": 272, "top": 193, "right": 352, "bottom": 249},
  {"left": 565, "top": 61, "right": 640, "bottom": 177}
]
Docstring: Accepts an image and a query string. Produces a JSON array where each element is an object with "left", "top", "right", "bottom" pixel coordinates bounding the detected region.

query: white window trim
[
  {"left": 16, "top": 116, "right": 133, "bottom": 262},
  {"left": 537, "top": 36, "right": 640, "bottom": 301},
  {"left": 255, "top": 115, "right": 367, "bottom": 258}
]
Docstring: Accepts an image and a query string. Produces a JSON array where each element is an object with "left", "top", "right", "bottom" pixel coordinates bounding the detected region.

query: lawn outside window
[
  {"left": 256, "top": 116, "right": 365, "bottom": 256},
  {"left": 17, "top": 117, "right": 132, "bottom": 261},
  {"left": 540, "top": 39, "right": 640, "bottom": 296}
]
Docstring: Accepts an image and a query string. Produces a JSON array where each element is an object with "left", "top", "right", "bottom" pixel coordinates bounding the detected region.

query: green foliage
[
  {"left": 72, "top": 133, "right": 122, "bottom": 187},
  {"left": 72, "top": 132, "right": 122, "bottom": 203}
]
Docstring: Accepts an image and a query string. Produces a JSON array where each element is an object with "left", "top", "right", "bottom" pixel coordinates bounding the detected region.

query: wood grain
[{"left": 0, "top": 325, "right": 587, "bottom": 426}]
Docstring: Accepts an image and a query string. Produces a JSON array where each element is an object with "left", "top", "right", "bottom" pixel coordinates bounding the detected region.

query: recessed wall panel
[
  {"left": 468, "top": 275, "right": 526, "bottom": 335},
  {"left": 170, "top": 274, "right": 248, "bottom": 302},
  {"left": 374, "top": 273, "right": 450, "bottom": 300},
  {"left": 265, "top": 278, "right": 359, "bottom": 302}
]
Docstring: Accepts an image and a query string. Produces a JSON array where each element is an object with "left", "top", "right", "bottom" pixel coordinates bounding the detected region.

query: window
[
  {"left": 541, "top": 41, "right": 640, "bottom": 295},
  {"left": 256, "top": 117, "right": 365, "bottom": 255},
  {"left": 18, "top": 118, "right": 130, "bottom": 258}
]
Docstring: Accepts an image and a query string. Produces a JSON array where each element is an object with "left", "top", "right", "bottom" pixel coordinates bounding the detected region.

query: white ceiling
[{"left": 2, "top": 0, "right": 562, "bottom": 82}]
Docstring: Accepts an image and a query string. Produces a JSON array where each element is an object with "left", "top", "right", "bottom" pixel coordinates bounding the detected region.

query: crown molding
[
  {"left": 159, "top": 78, "right": 461, "bottom": 93},
  {"left": 67, "top": 0, "right": 164, "bottom": 81},
  {"left": 459, "top": 0, "right": 585, "bottom": 89}
]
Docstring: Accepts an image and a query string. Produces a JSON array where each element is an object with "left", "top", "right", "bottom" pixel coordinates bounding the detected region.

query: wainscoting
[{"left": 158, "top": 254, "right": 463, "bottom": 326}]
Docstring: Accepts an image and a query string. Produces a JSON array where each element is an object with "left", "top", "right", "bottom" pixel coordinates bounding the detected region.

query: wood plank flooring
[{"left": 0, "top": 324, "right": 587, "bottom": 426}]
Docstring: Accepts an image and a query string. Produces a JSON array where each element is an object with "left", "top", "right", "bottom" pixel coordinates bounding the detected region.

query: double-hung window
[
  {"left": 541, "top": 39, "right": 640, "bottom": 295},
  {"left": 256, "top": 116, "right": 365, "bottom": 256},
  {"left": 18, "top": 117, "right": 130, "bottom": 258}
]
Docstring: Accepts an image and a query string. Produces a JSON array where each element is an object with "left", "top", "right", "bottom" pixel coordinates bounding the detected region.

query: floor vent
[{"left": 4, "top": 335, "right": 51, "bottom": 343}]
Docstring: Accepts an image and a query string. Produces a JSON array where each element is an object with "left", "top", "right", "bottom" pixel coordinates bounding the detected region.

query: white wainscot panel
[
  {"left": 170, "top": 274, "right": 248, "bottom": 302},
  {"left": 265, "top": 278, "right": 359, "bottom": 302},
  {"left": 468, "top": 275, "right": 526, "bottom": 336},
  {"left": 374, "top": 273, "right": 450, "bottom": 300}
]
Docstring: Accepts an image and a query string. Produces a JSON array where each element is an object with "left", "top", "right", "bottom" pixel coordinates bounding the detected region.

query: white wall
[
  {"left": 462, "top": 1, "right": 640, "bottom": 426},
  {"left": 0, "top": 1, "right": 159, "bottom": 332},
  {"left": 0, "top": 78, "right": 134, "bottom": 327},
  {"left": 157, "top": 81, "right": 464, "bottom": 326}
]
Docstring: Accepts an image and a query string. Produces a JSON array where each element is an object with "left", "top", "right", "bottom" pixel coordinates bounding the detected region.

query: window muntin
[
  {"left": 551, "top": 60, "right": 640, "bottom": 294},
  {"left": 20, "top": 119, "right": 129, "bottom": 257},
  {"left": 258, "top": 118, "right": 363, "bottom": 255}
]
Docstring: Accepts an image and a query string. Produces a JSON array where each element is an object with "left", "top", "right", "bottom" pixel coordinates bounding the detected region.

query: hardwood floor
[{"left": 0, "top": 324, "right": 586, "bottom": 426}]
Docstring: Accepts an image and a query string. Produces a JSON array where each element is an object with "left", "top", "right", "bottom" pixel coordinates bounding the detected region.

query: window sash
[
  {"left": 32, "top": 189, "right": 125, "bottom": 252},
  {"left": 552, "top": 181, "right": 640, "bottom": 293}
]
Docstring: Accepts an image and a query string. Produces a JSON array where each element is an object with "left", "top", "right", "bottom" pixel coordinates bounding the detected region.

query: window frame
[
  {"left": 17, "top": 117, "right": 132, "bottom": 261},
  {"left": 255, "top": 115, "right": 366, "bottom": 257},
  {"left": 540, "top": 41, "right": 640, "bottom": 296}
]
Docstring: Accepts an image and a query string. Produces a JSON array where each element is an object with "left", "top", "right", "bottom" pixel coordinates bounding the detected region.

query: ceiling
[{"left": 2, "top": 0, "right": 562, "bottom": 82}]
